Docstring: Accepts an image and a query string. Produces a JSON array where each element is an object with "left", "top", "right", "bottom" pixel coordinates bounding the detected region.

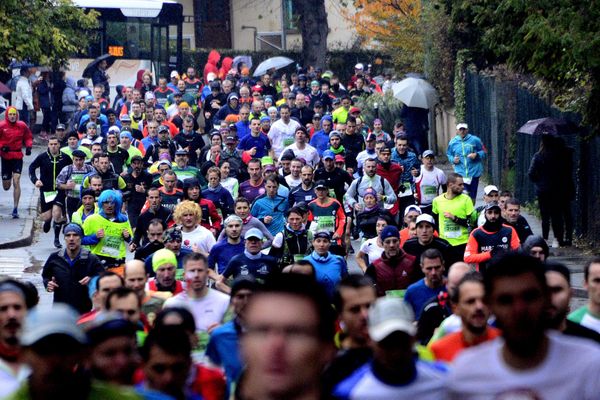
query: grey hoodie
[{"left": 62, "top": 77, "right": 78, "bottom": 113}]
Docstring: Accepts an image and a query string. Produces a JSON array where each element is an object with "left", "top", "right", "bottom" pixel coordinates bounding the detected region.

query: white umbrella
[
  {"left": 392, "top": 77, "right": 438, "bottom": 109},
  {"left": 253, "top": 56, "right": 294, "bottom": 77}
]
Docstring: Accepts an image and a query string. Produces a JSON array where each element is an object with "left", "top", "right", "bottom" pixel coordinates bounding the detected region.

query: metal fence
[{"left": 463, "top": 70, "right": 600, "bottom": 244}]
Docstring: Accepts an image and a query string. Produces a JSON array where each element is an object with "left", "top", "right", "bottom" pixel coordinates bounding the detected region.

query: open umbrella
[
  {"left": 517, "top": 117, "right": 579, "bottom": 136},
  {"left": 232, "top": 55, "right": 253, "bottom": 72},
  {"left": 253, "top": 56, "right": 294, "bottom": 77},
  {"left": 82, "top": 54, "right": 116, "bottom": 79},
  {"left": 392, "top": 77, "right": 438, "bottom": 109}
]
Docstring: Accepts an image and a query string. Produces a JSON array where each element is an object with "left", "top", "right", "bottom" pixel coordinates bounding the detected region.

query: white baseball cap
[
  {"left": 484, "top": 185, "right": 499, "bottom": 195},
  {"left": 415, "top": 214, "right": 435, "bottom": 226},
  {"left": 456, "top": 123, "right": 468, "bottom": 130},
  {"left": 21, "top": 304, "right": 87, "bottom": 346},
  {"left": 368, "top": 297, "right": 416, "bottom": 342},
  {"left": 354, "top": 63, "right": 364, "bottom": 70}
]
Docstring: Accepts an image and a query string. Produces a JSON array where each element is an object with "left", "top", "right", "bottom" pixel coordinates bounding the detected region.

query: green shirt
[
  {"left": 432, "top": 193, "right": 474, "bottom": 246},
  {"left": 83, "top": 214, "right": 133, "bottom": 259},
  {"left": 7, "top": 380, "right": 141, "bottom": 400}
]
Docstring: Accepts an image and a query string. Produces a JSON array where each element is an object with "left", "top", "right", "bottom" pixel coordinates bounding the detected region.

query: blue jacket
[
  {"left": 251, "top": 194, "right": 289, "bottom": 237},
  {"left": 446, "top": 133, "right": 486, "bottom": 179},
  {"left": 391, "top": 148, "right": 420, "bottom": 183},
  {"left": 310, "top": 130, "right": 330, "bottom": 156},
  {"left": 304, "top": 251, "right": 348, "bottom": 300}
]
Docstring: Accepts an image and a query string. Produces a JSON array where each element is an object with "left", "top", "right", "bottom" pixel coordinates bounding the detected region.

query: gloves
[{"left": 25, "top": 147, "right": 32, "bottom": 156}]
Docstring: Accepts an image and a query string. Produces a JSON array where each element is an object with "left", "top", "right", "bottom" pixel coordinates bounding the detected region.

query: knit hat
[
  {"left": 380, "top": 225, "right": 400, "bottom": 241},
  {"left": 152, "top": 249, "right": 177, "bottom": 272},
  {"left": 63, "top": 223, "right": 83, "bottom": 237}
]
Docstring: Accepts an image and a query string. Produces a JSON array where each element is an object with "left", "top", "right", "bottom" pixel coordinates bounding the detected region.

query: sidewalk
[
  {"left": 0, "top": 145, "right": 42, "bottom": 249},
  {"left": 437, "top": 160, "right": 590, "bottom": 299}
]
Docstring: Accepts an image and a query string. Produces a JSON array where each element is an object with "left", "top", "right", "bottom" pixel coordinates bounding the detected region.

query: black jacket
[
  {"left": 42, "top": 248, "right": 104, "bottom": 314},
  {"left": 29, "top": 150, "right": 71, "bottom": 191}
]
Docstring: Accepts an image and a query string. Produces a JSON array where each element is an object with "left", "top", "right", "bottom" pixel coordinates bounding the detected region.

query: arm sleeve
[
  {"left": 510, "top": 227, "right": 521, "bottom": 249},
  {"left": 344, "top": 179, "right": 358, "bottom": 208},
  {"left": 476, "top": 138, "right": 486, "bottom": 160},
  {"left": 463, "top": 233, "right": 492, "bottom": 264},
  {"left": 334, "top": 204, "right": 346, "bottom": 238},
  {"left": 28, "top": 155, "right": 40, "bottom": 184},
  {"left": 208, "top": 202, "right": 222, "bottom": 230},
  {"left": 383, "top": 179, "right": 397, "bottom": 204},
  {"left": 255, "top": 220, "right": 274, "bottom": 248}
]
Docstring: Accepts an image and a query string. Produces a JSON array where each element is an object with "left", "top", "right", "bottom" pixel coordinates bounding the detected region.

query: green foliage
[
  {"left": 422, "top": 1, "right": 455, "bottom": 106},
  {"left": 354, "top": 93, "right": 404, "bottom": 133},
  {"left": 453, "top": 49, "right": 469, "bottom": 121},
  {"left": 0, "top": 0, "right": 98, "bottom": 70},
  {"left": 448, "top": 0, "right": 600, "bottom": 132}
]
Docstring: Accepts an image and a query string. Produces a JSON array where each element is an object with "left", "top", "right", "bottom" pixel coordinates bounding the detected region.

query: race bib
[
  {"left": 43, "top": 191, "right": 58, "bottom": 203},
  {"left": 283, "top": 136, "right": 295, "bottom": 147},
  {"left": 101, "top": 235, "right": 122, "bottom": 257},
  {"left": 328, "top": 188, "right": 336, "bottom": 198},
  {"left": 386, "top": 290, "right": 406, "bottom": 299},
  {"left": 444, "top": 219, "right": 462, "bottom": 239},
  {"left": 463, "top": 177, "right": 472, "bottom": 185},
  {"left": 293, "top": 254, "right": 305, "bottom": 262},
  {"left": 317, "top": 216, "right": 335, "bottom": 232}
]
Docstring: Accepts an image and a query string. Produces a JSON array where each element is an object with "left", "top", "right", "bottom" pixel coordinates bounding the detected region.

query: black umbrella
[
  {"left": 82, "top": 54, "right": 116, "bottom": 79},
  {"left": 517, "top": 117, "right": 579, "bottom": 136}
]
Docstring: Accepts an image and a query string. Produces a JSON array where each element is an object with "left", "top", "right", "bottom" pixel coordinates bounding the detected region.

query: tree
[
  {"left": 449, "top": 0, "right": 600, "bottom": 131},
  {"left": 293, "top": 0, "right": 329, "bottom": 69},
  {"left": 342, "top": 0, "right": 424, "bottom": 72},
  {"left": 0, "top": 0, "right": 97, "bottom": 70}
]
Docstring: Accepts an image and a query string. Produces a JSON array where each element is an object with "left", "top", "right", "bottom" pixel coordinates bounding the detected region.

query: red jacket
[
  {"left": 368, "top": 251, "right": 417, "bottom": 297},
  {"left": 0, "top": 106, "right": 33, "bottom": 160}
]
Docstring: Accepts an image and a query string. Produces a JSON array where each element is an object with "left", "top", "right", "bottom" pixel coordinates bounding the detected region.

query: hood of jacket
[
  {"left": 207, "top": 50, "right": 221, "bottom": 65},
  {"left": 3, "top": 106, "right": 19, "bottom": 123}
]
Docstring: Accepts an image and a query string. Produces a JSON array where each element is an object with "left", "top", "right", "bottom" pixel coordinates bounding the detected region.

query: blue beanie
[{"left": 380, "top": 225, "right": 399, "bottom": 241}]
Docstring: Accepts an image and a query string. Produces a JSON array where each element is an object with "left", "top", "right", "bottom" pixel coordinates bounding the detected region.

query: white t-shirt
[
  {"left": 359, "top": 237, "right": 384, "bottom": 264},
  {"left": 163, "top": 288, "right": 230, "bottom": 332},
  {"left": 182, "top": 225, "right": 216, "bottom": 254},
  {"left": 414, "top": 166, "right": 447, "bottom": 206},
  {"left": 334, "top": 360, "right": 448, "bottom": 399},
  {"left": 268, "top": 118, "right": 301, "bottom": 158},
  {"left": 448, "top": 332, "right": 600, "bottom": 400},
  {"left": 280, "top": 143, "right": 321, "bottom": 167},
  {"left": 285, "top": 174, "right": 302, "bottom": 189}
]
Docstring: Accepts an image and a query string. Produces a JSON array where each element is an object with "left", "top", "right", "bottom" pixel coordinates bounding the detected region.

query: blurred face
[
  {"left": 363, "top": 194, "right": 377, "bottom": 208},
  {"left": 364, "top": 160, "right": 376, "bottom": 177},
  {"left": 248, "top": 162, "right": 262, "bottom": 181},
  {"left": 485, "top": 208, "right": 501, "bottom": 223},
  {"left": 329, "top": 136, "right": 341, "bottom": 148},
  {"left": 346, "top": 121, "right": 356, "bottom": 135},
  {"left": 323, "top": 158, "right": 334, "bottom": 170},
  {"left": 125, "top": 265, "right": 148, "bottom": 297},
  {"left": 375, "top": 219, "right": 388, "bottom": 236},
  {"left": 147, "top": 224, "right": 164, "bottom": 243},
  {"left": 295, "top": 94, "right": 305, "bottom": 108},
  {"left": 301, "top": 167, "right": 313, "bottom": 186},
  {"left": 505, "top": 203, "right": 520, "bottom": 223},
  {"left": 0, "top": 292, "right": 26, "bottom": 345},
  {"left": 91, "top": 335, "right": 139, "bottom": 385},
  {"left": 90, "top": 178, "right": 102, "bottom": 193},
  {"left": 154, "top": 109, "right": 165, "bottom": 122},
  {"left": 177, "top": 80, "right": 186, "bottom": 92},
  {"left": 245, "top": 237, "right": 263, "bottom": 255},
  {"left": 97, "top": 276, "right": 123, "bottom": 309},
  {"left": 374, "top": 121, "right": 382, "bottom": 131},
  {"left": 144, "top": 346, "right": 191, "bottom": 399},
  {"left": 240, "top": 88, "right": 250, "bottom": 98},
  {"left": 408, "top": 222, "right": 417, "bottom": 238},
  {"left": 241, "top": 294, "right": 331, "bottom": 399},
  {"left": 395, "top": 139, "right": 408, "bottom": 154},
  {"left": 107, "top": 134, "right": 117, "bottom": 147},
  {"left": 290, "top": 161, "right": 302, "bottom": 178},
  {"left": 339, "top": 286, "right": 376, "bottom": 345},
  {"left": 240, "top": 109, "right": 250, "bottom": 121},
  {"left": 499, "top": 195, "right": 510, "bottom": 209},
  {"left": 383, "top": 236, "right": 400, "bottom": 257},
  {"left": 488, "top": 272, "right": 548, "bottom": 347},
  {"left": 163, "top": 174, "right": 177, "bottom": 191},
  {"left": 48, "top": 139, "right": 60, "bottom": 155},
  {"left": 250, "top": 119, "right": 260, "bottom": 133},
  {"left": 73, "top": 156, "right": 85, "bottom": 169},
  {"left": 131, "top": 103, "right": 141, "bottom": 116},
  {"left": 82, "top": 195, "right": 95, "bottom": 210},
  {"left": 164, "top": 238, "right": 182, "bottom": 253},
  {"left": 225, "top": 221, "right": 242, "bottom": 239},
  {"left": 456, "top": 281, "right": 489, "bottom": 334},
  {"left": 185, "top": 260, "right": 208, "bottom": 292},
  {"left": 109, "top": 293, "right": 140, "bottom": 325},
  {"left": 423, "top": 155, "right": 434, "bottom": 169},
  {"left": 120, "top": 136, "right": 131, "bottom": 148},
  {"left": 155, "top": 264, "right": 176, "bottom": 288},
  {"left": 313, "top": 237, "right": 330, "bottom": 255},
  {"left": 147, "top": 190, "right": 161, "bottom": 209},
  {"left": 280, "top": 108, "right": 290, "bottom": 122},
  {"left": 315, "top": 187, "right": 328, "bottom": 200},
  {"left": 379, "top": 150, "right": 391, "bottom": 163},
  {"left": 449, "top": 178, "right": 464, "bottom": 195},
  {"left": 265, "top": 180, "right": 278, "bottom": 197},
  {"left": 421, "top": 257, "right": 444, "bottom": 288},
  {"left": 235, "top": 202, "right": 250, "bottom": 219},
  {"left": 220, "top": 162, "right": 230, "bottom": 178},
  {"left": 585, "top": 263, "right": 600, "bottom": 308},
  {"left": 287, "top": 212, "right": 303, "bottom": 231},
  {"left": 180, "top": 212, "right": 198, "bottom": 229},
  {"left": 102, "top": 201, "right": 116, "bottom": 217},
  {"left": 232, "top": 289, "right": 253, "bottom": 317},
  {"left": 484, "top": 191, "right": 499, "bottom": 203},
  {"left": 179, "top": 104, "right": 190, "bottom": 116},
  {"left": 529, "top": 246, "right": 546, "bottom": 262},
  {"left": 321, "top": 120, "right": 332, "bottom": 133},
  {"left": 64, "top": 232, "right": 81, "bottom": 253},
  {"left": 208, "top": 172, "right": 220, "bottom": 187},
  {"left": 545, "top": 271, "right": 571, "bottom": 325},
  {"left": 97, "top": 156, "right": 110, "bottom": 173},
  {"left": 295, "top": 131, "right": 307, "bottom": 144},
  {"left": 416, "top": 222, "right": 434, "bottom": 244}
]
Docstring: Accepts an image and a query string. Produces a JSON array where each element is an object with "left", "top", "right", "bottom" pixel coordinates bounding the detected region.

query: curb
[{"left": 0, "top": 191, "right": 39, "bottom": 250}]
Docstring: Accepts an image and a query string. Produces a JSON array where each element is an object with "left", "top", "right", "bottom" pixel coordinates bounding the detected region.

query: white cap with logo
[{"left": 368, "top": 297, "right": 416, "bottom": 342}]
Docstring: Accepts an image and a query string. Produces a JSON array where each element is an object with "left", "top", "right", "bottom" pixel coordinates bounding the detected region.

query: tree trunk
[
  {"left": 293, "top": 0, "right": 328, "bottom": 69},
  {"left": 192, "top": 0, "right": 204, "bottom": 48}
]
